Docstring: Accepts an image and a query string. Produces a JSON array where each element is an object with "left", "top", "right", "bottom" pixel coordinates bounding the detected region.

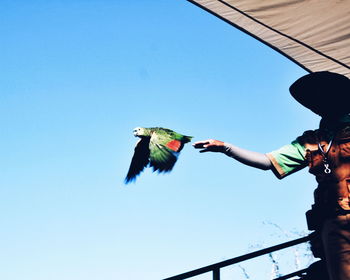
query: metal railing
[{"left": 163, "top": 234, "right": 312, "bottom": 280}]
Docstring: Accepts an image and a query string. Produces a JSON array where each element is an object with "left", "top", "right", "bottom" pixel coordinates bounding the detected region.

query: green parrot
[{"left": 125, "top": 127, "right": 193, "bottom": 183}]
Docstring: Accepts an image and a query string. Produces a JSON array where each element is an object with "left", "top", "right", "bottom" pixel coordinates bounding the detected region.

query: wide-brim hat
[{"left": 289, "top": 71, "right": 350, "bottom": 117}]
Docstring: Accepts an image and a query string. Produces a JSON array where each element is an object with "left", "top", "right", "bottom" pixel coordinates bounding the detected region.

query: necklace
[{"left": 318, "top": 138, "right": 333, "bottom": 174}]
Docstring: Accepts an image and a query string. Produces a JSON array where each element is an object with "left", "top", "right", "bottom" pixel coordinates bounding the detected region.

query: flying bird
[{"left": 125, "top": 127, "right": 193, "bottom": 184}]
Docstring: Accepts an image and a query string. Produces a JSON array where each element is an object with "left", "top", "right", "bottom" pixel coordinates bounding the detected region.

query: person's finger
[
  {"left": 199, "top": 144, "right": 225, "bottom": 153},
  {"left": 193, "top": 141, "right": 210, "bottom": 148},
  {"left": 193, "top": 140, "right": 210, "bottom": 145},
  {"left": 203, "top": 143, "right": 216, "bottom": 148}
]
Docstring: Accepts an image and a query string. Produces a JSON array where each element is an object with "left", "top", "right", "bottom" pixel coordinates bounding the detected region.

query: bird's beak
[{"left": 133, "top": 130, "right": 138, "bottom": 137}]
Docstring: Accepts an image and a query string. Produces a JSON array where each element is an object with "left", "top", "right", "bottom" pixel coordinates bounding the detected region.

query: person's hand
[{"left": 192, "top": 139, "right": 225, "bottom": 153}]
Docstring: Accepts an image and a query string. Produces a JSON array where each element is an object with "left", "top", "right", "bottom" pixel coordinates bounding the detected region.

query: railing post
[{"left": 213, "top": 268, "right": 220, "bottom": 280}]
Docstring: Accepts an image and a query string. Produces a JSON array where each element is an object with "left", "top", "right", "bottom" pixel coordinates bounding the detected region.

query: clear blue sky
[{"left": 1, "top": 1, "right": 320, "bottom": 279}]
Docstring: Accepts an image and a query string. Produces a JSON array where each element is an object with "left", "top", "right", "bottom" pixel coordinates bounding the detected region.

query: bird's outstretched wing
[
  {"left": 149, "top": 133, "right": 179, "bottom": 173},
  {"left": 125, "top": 137, "right": 150, "bottom": 183}
]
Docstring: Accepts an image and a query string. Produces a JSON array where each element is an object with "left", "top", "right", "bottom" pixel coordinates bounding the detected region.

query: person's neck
[{"left": 319, "top": 113, "right": 350, "bottom": 130}]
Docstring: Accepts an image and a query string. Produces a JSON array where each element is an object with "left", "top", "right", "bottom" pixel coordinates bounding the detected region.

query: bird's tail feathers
[{"left": 183, "top": 135, "right": 193, "bottom": 143}]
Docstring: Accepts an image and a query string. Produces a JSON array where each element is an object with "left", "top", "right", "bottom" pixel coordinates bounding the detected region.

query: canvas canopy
[{"left": 188, "top": 0, "right": 350, "bottom": 78}]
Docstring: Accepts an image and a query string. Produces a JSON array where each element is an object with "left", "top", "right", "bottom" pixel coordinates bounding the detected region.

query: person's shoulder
[
  {"left": 296, "top": 129, "right": 319, "bottom": 145},
  {"left": 296, "top": 128, "right": 334, "bottom": 150}
]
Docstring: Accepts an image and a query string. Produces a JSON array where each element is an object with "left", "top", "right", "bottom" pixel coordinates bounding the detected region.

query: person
[{"left": 193, "top": 71, "right": 350, "bottom": 280}]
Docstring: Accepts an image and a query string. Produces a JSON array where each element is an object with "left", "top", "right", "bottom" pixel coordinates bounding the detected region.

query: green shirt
[
  {"left": 267, "top": 114, "right": 350, "bottom": 179},
  {"left": 266, "top": 139, "right": 307, "bottom": 179}
]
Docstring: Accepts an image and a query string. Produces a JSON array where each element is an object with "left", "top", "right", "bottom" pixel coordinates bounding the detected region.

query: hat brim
[{"left": 289, "top": 71, "right": 350, "bottom": 117}]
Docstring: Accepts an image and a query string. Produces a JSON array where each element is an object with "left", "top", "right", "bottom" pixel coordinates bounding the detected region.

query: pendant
[{"left": 323, "top": 159, "right": 331, "bottom": 174}]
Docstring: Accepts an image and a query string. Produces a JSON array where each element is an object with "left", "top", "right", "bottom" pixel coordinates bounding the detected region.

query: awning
[{"left": 188, "top": 0, "right": 350, "bottom": 78}]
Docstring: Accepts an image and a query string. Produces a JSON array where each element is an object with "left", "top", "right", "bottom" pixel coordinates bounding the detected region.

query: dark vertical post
[{"left": 213, "top": 268, "right": 220, "bottom": 280}]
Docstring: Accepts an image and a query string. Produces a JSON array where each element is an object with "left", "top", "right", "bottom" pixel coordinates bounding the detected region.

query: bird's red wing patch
[{"left": 166, "top": 140, "right": 181, "bottom": 152}]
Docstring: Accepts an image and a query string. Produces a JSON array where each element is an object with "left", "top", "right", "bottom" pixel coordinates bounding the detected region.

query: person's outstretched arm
[{"left": 193, "top": 139, "right": 272, "bottom": 170}]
